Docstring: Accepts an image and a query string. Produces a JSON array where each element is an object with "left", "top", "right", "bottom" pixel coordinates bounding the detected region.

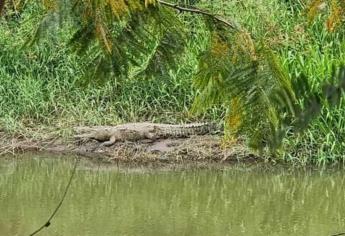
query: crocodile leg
[
  {"left": 145, "top": 132, "right": 157, "bottom": 140},
  {"left": 100, "top": 135, "right": 117, "bottom": 147}
]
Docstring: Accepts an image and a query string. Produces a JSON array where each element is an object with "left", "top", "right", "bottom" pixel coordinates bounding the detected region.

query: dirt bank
[{"left": 0, "top": 132, "right": 264, "bottom": 166}]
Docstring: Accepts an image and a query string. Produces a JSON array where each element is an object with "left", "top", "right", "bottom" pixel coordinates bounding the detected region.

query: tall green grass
[
  {"left": 0, "top": 0, "right": 344, "bottom": 163},
  {"left": 0, "top": 4, "right": 213, "bottom": 134}
]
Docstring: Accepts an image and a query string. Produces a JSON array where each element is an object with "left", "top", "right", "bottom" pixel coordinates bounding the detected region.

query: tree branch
[
  {"left": 29, "top": 157, "right": 80, "bottom": 236},
  {"left": 158, "top": 0, "right": 240, "bottom": 30}
]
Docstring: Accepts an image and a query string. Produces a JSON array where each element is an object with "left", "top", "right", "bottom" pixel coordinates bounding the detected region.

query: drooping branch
[
  {"left": 29, "top": 157, "right": 80, "bottom": 236},
  {"left": 158, "top": 0, "right": 240, "bottom": 30}
]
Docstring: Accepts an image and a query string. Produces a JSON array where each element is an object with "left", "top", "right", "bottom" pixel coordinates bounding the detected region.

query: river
[{"left": 1, "top": 155, "right": 345, "bottom": 236}]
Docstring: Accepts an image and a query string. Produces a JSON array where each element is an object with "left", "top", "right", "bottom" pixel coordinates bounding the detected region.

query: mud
[{"left": 0, "top": 132, "right": 264, "bottom": 166}]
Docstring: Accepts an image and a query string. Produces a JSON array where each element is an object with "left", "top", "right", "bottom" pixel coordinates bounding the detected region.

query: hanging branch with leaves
[
  {"left": 307, "top": 0, "right": 345, "bottom": 32},
  {"left": 1, "top": 0, "right": 345, "bottom": 155}
]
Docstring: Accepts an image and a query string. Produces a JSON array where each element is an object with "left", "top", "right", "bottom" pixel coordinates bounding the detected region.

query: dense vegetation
[{"left": 0, "top": 0, "right": 345, "bottom": 164}]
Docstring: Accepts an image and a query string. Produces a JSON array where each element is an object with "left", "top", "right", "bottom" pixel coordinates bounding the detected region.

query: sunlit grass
[{"left": 0, "top": 0, "right": 345, "bottom": 163}]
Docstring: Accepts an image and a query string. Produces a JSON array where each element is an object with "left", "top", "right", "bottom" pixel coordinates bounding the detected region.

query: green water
[{"left": 1, "top": 157, "right": 345, "bottom": 236}]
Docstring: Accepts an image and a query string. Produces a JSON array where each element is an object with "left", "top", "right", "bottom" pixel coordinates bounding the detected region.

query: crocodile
[{"left": 74, "top": 122, "right": 219, "bottom": 146}]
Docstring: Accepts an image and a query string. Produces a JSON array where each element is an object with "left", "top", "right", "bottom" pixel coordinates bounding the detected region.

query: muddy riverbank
[{"left": 0, "top": 132, "right": 264, "bottom": 166}]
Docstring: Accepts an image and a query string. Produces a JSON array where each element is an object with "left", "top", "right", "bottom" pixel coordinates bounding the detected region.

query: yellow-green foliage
[
  {"left": 307, "top": 0, "right": 345, "bottom": 32},
  {"left": 1, "top": 0, "right": 345, "bottom": 157}
]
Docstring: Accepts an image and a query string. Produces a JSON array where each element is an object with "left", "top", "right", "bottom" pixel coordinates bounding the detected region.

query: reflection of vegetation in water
[{"left": 1, "top": 157, "right": 345, "bottom": 236}]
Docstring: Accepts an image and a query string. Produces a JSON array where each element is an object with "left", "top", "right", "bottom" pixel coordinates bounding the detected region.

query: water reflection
[{"left": 0, "top": 157, "right": 345, "bottom": 236}]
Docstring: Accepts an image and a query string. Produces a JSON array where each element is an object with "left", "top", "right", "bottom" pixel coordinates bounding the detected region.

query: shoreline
[
  {"left": 2, "top": 132, "right": 343, "bottom": 169},
  {"left": 0, "top": 133, "right": 265, "bottom": 167}
]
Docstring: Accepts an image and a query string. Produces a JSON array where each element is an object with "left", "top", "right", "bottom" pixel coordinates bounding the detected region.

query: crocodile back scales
[{"left": 154, "top": 123, "right": 217, "bottom": 138}]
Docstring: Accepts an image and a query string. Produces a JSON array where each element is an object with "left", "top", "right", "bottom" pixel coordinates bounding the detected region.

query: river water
[{"left": 1, "top": 156, "right": 345, "bottom": 236}]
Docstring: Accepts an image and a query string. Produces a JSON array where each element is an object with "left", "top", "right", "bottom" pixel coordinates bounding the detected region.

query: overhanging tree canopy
[{"left": 1, "top": 0, "right": 344, "bottom": 155}]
